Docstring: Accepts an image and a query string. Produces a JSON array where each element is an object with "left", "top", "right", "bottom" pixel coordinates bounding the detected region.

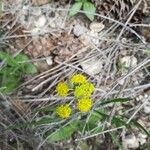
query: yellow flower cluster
[
  {"left": 56, "top": 82, "right": 69, "bottom": 97},
  {"left": 74, "top": 82, "right": 94, "bottom": 98},
  {"left": 77, "top": 98, "right": 93, "bottom": 112},
  {"left": 70, "top": 74, "right": 87, "bottom": 84},
  {"left": 56, "top": 104, "right": 72, "bottom": 119},
  {"left": 55, "top": 74, "right": 94, "bottom": 119}
]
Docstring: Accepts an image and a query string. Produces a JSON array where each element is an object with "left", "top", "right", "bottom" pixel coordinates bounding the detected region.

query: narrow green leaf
[
  {"left": 47, "top": 121, "right": 78, "bottom": 142},
  {"left": 100, "top": 98, "right": 131, "bottom": 106},
  {"left": 24, "top": 63, "right": 37, "bottom": 74},
  {"left": 69, "top": 2, "right": 82, "bottom": 16},
  {"left": 0, "top": 51, "right": 17, "bottom": 67},
  {"left": 0, "top": 0, "right": 2, "bottom": 15},
  {"left": 33, "top": 106, "right": 54, "bottom": 113},
  {"left": 83, "top": 2, "right": 96, "bottom": 21},
  {"left": 95, "top": 111, "right": 127, "bottom": 127},
  {"left": 0, "top": 67, "right": 20, "bottom": 94},
  {"left": 110, "top": 132, "right": 123, "bottom": 149},
  {"left": 123, "top": 116, "right": 150, "bottom": 137},
  {"left": 15, "top": 54, "right": 29, "bottom": 63}
]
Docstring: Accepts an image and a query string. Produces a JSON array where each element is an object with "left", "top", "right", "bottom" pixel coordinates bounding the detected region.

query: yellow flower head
[
  {"left": 74, "top": 82, "right": 94, "bottom": 98},
  {"left": 77, "top": 98, "right": 93, "bottom": 112},
  {"left": 70, "top": 74, "right": 87, "bottom": 84},
  {"left": 56, "top": 82, "right": 69, "bottom": 97},
  {"left": 56, "top": 104, "right": 72, "bottom": 119}
]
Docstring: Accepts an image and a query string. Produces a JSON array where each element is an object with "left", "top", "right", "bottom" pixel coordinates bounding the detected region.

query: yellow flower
[
  {"left": 74, "top": 82, "right": 94, "bottom": 98},
  {"left": 56, "top": 104, "right": 72, "bottom": 119},
  {"left": 70, "top": 74, "right": 87, "bottom": 84},
  {"left": 77, "top": 98, "right": 93, "bottom": 112},
  {"left": 56, "top": 82, "right": 69, "bottom": 97}
]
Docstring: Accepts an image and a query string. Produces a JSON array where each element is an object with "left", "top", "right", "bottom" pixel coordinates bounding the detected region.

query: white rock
[
  {"left": 79, "top": 31, "right": 99, "bottom": 46},
  {"left": 143, "top": 100, "right": 150, "bottom": 114},
  {"left": 32, "top": 8, "right": 42, "bottom": 16},
  {"left": 46, "top": 56, "right": 53, "bottom": 65},
  {"left": 73, "top": 24, "right": 87, "bottom": 37},
  {"left": 124, "top": 134, "right": 139, "bottom": 149},
  {"left": 81, "top": 58, "right": 103, "bottom": 76},
  {"left": 90, "top": 22, "right": 105, "bottom": 33},
  {"left": 137, "top": 133, "right": 147, "bottom": 145},
  {"left": 35, "top": 15, "right": 47, "bottom": 28},
  {"left": 30, "top": 28, "right": 41, "bottom": 36},
  {"left": 89, "top": 31, "right": 99, "bottom": 45},
  {"left": 22, "top": 5, "right": 29, "bottom": 15},
  {"left": 120, "top": 56, "right": 137, "bottom": 68},
  {"left": 118, "top": 78, "right": 125, "bottom": 85}
]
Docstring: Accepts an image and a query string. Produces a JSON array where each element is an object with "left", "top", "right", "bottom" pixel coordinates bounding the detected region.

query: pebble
[
  {"left": 120, "top": 56, "right": 138, "bottom": 68},
  {"left": 79, "top": 31, "right": 99, "bottom": 46},
  {"left": 35, "top": 15, "right": 47, "bottom": 28},
  {"left": 123, "top": 134, "right": 139, "bottom": 149},
  {"left": 46, "top": 56, "right": 53, "bottom": 65},
  {"left": 80, "top": 58, "right": 103, "bottom": 76},
  {"left": 143, "top": 99, "right": 150, "bottom": 114},
  {"left": 73, "top": 24, "right": 87, "bottom": 37},
  {"left": 137, "top": 133, "right": 147, "bottom": 145},
  {"left": 90, "top": 22, "right": 105, "bottom": 33}
]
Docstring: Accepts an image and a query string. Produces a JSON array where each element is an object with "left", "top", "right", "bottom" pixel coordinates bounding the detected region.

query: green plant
[
  {"left": 69, "top": 0, "right": 96, "bottom": 21},
  {"left": 5, "top": 71, "right": 150, "bottom": 145},
  {"left": 6, "top": 96, "right": 150, "bottom": 144},
  {"left": 0, "top": 51, "right": 37, "bottom": 94}
]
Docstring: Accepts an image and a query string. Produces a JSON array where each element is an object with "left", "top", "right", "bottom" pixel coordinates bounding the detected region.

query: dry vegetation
[{"left": 0, "top": 0, "right": 150, "bottom": 149}]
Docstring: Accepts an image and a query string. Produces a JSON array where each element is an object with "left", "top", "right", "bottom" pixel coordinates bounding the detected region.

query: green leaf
[
  {"left": 0, "top": 0, "right": 2, "bottom": 15},
  {"left": 95, "top": 111, "right": 127, "bottom": 127},
  {"left": 123, "top": 116, "right": 150, "bottom": 137},
  {"left": 47, "top": 121, "right": 78, "bottom": 142},
  {"left": 100, "top": 98, "right": 131, "bottom": 106},
  {"left": 33, "top": 106, "right": 54, "bottom": 113},
  {"left": 144, "top": 48, "right": 150, "bottom": 56},
  {"left": 24, "top": 63, "right": 37, "bottom": 74},
  {"left": 83, "top": 2, "right": 96, "bottom": 21},
  {"left": 0, "top": 51, "right": 18, "bottom": 67},
  {"left": 88, "top": 111, "right": 103, "bottom": 125},
  {"left": 69, "top": 2, "right": 82, "bottom": 16},
  {"left": 110, "top": 132, "right": 123, "bottom": 149},
  {"left": 0, "top": 67, "right": 20, "bottom": 94},
  {"left": 15, "top": 54, "right": 29, "bottom": 63}
]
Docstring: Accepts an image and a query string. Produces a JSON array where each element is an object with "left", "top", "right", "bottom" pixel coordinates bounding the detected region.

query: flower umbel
[
  {"left": 56, "top": 82, "right": 69, "bottom": 97},
  {"left": 56, "top": 104, "right": 72, "bottom": 119},
  {"left": 71, "top": 74, "right": 87, "bottom": 84},
  {"left": 77, "top": 98, "right": 93, "bottom": 112},
  {"left": 74, "top": 82, "right": 94, "bottom": 98}
]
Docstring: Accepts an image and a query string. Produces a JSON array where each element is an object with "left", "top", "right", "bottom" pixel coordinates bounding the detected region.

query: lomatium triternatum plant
[
  {"left": 56, "top": 74, "right": 94, "bottom": 119},
  {"left": 7, "top": 74, "right": 150, "bottom": 144}
]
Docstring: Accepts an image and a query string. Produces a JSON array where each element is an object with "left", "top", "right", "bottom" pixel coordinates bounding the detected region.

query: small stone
[
  {"left": 46, "top": 56, "right": 53, "bottom": 65},
  {"left": 31, "top": 28, "right": 40, "bottom": 35},
  {"left": 34, "top": 61, "right": 49, "bottom": 72},
  {"left": 90, "top": 22, "right": 105, "bottom": 33},
  {"left": 137, "top": 133, "right": 147, "bottom": 145},
  {"left": 35, "top": 15, "right": 47, "bottom": 28},
  {"left": 123, "top": 134, "right": 139, "bottom": 149},
  {"left": 73, "top": 24, "right": 87, "bottom": 37},
  {"left": 80, "top": 58, "right": 103, "bottom": 76},
  {"left": 79, "top": 31, "right": 99, "bottom": 46},
  {"left": 143, "top": 99, "right": 150, "bottom": 114},
  {"left": 118, "top": 78, "right": 125, "bottom": 85},
  {"left": 120, "top": 56, "right": 137, "bottom": 68},
  {"left": 31, "top": 8, "right": 42, "bottom": 16}
]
